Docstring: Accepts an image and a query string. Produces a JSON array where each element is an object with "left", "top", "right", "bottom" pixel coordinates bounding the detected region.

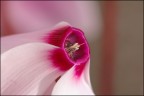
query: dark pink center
[
  {"left": 62, "top": 28, "right": 90, "bottom": 65},
  {"left": 44, "top": 26, "right": 90, "bottom": 77}
]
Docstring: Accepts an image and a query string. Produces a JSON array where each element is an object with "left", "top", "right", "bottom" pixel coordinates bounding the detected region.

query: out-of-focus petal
[
  {"left": 1, "top": 22, "right": 70, "bottom": 53},
  {"left": 1, "top": 43, "right": 63, "bottom": 95},
  {"left": 2, "top": 1, "right": 102, "bottom": 40},
  {"left": 52, "top": 60, "right": 94, "bottom": 95}
]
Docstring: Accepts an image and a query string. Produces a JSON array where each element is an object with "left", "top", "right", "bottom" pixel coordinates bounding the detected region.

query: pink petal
[
  {"left": 1, "top": 43, "right": 64, "bottom": 95},
  {"left": 2, "top": 1, "right": 102, "bottom": 39},
  {"left": 52, "top": 60, "right": 94, "bottom": 95},
  {"left": 1, "top": 22, "right": 70, "bottom": 53},
  {"left": 1, "top": 21, "right": 93, "bottom": 95}
]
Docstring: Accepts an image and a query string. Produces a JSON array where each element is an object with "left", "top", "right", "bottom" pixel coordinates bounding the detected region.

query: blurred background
[{"left": 1, "top": 1, "right": 143, "bottom": 95}]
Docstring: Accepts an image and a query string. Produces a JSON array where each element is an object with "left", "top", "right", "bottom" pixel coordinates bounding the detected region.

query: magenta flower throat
[{"left": 44, "top": 26, "right": 90, "bottom": 77}]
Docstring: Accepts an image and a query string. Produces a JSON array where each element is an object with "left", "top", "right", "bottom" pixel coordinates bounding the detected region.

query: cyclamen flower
[{"left": 1, "top": 22, "right": 94, "bottom": 95}]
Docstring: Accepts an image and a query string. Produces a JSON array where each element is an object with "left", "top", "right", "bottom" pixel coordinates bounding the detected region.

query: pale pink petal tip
[
  {"left": 52, "top": 64, "right": 94, "bottom": 95},
  {"left": 1, "top": 43, "right": 63, "bottom": 95}
]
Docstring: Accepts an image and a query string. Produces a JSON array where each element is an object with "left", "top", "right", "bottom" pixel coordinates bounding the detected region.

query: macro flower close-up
[
  {"left": 1, "top": 1, "right": 143, "bottom": 95},
  {"left": 1, "top": 22, "right": 94, "bottom": 95}
]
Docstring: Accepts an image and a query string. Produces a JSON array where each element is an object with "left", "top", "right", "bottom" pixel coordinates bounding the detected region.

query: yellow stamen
[{"left": 65, "top": 43, "right": 84, "bottom": 58}]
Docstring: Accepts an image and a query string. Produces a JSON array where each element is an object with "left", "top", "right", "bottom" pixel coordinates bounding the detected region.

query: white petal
[
  {"left": 1, "top": 43, "right": 63, "bottom": 95},
  {"left": 52, "top": 60, "right": 94, "bottom": 95}
]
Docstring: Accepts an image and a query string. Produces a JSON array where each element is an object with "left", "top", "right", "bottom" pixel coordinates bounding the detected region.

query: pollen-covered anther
[{"left": 65, "top": 42, "right": 84, "bottom": 58}]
